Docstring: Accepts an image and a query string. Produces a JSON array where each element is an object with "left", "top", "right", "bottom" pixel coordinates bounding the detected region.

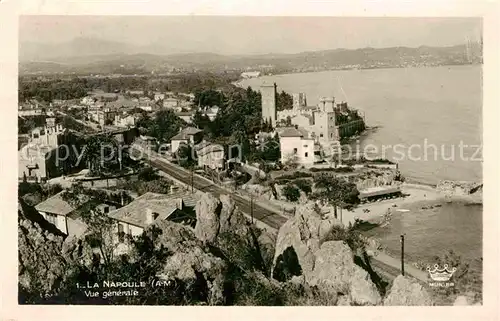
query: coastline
[{"left": 233, "top": 62, "right": 483, "bottom": 87}]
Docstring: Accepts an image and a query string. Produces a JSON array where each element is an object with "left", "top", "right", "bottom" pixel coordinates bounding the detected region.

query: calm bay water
[
  {"left": 240, "top": 65, "right": 483, "bottom": 266},
  {"left": 240, "top": 65, "right": 483, "bottom": 185}
]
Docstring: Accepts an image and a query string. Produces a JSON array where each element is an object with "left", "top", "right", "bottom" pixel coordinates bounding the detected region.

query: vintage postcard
[{"left": 1, "top": 1, "right": 499, "bottom": 320}]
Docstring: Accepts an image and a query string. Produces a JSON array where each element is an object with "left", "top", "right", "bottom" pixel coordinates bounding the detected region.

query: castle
[
  {"left": 261, "top": 83, "right": 277, "bottom": 127},
  {"left": 260, "top": 84, "right": 366, "bottom": 166}
]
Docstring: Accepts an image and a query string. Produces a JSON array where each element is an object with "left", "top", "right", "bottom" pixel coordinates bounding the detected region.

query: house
[
  {"left": 170, "top": 127, "right": 203, "bottom": 153},
  {"left": 154, "top": 93, "right": 165, "bottom": 101},
  {"left": 34, "top": 191, "right": 117, "bottom": 237},
  {"left": 106, "top": 192, "right": 199, "bottom": 254},
  {"left": 163, "top": 98, "right": 179, "bottom": 108},
  {"left": 278, "top": 127, "right": 315, "bottom": 167},
  {"left": 114, "top": 114, "right": 136, "bottom": 127},
  {"left": 18, "top": 103, "right": 44, "bottom": 117},
  {"left": 203, "top": 106, "right": 220, "bottom": 121},
  {"left": 241, "top": 71, "right": 261, "bottom": 79},
  {"left": 81, "top": 96, "right": 97, "bottom": 106},
  {"left": 175, "top": 111, "right": 195, "bottom": 123},
  {"left": 195, "top": 141, "right": 225, "bottom": 170}
]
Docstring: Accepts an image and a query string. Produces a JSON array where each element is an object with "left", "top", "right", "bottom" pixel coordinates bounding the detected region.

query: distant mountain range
[{"left": 19, "top": 37, "right": 483, "bottom": 75}]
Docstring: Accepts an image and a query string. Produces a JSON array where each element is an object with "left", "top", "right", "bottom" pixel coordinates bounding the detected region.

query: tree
[
  {"left": 282, "top": 184, "right": 300, "bottom": 202},
  {"left": 293, "top": 179, "right": 312, "bottom": 195},
  {"left": 61, "top": 184, "right": 116, "bottom": 265},
  {"left": 137, "top": 167, "right": 160, "bottom": 182},
  {"left": 312, "top": 174, "right": 360, "bottom": 220},
  {"left": 148, "top": 109, "right": 187, "bottom": 142},
  {"left": 80, "top": 135, "right": 119, "bottom": 176},
  {"left": 176, "top": 144, "right": 197, "bottom": 169},
  {"left": 192, "top": 110, "right": 212, "bottom": 131}
]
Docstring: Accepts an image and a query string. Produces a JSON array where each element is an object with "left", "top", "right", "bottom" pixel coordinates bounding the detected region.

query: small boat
[{"left": 396, "top": 209, "right": 410, "bottom": 212}]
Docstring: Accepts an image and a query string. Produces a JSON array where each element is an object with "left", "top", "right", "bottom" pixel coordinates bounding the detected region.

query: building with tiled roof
[
  {"left": 195, "top": 141, "right": 225, "bottom": 170},
  {"left": 34, "top": 191, "right": 112, "bottom": 237},
  {"left": 107, "top": 192, "right": 200, "bottom": 254},
  {"left": 278, "top": 126, "right": 316, "bottom": 167},
  {"left": 170, "top": 127, "right": 203, "bottom": 153}
]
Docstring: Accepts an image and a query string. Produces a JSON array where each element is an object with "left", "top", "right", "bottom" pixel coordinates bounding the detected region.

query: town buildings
[
  {"left": 114, "top": 113, "right": 137, "bottom": 128},
  {"left": 18, "top": 101, "right": 45, "bottom": 117},
  {"left": 163, "top": 97, "right": 179, "bottom": 108},
  {"left": 241, "top": 71, "right": 261, "bottom": 79},
  {"left": 18, "top": 118, "right": 64, "bottom": 183}
]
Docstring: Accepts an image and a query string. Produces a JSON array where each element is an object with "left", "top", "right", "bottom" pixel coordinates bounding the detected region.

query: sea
[{"left": 240, "top": 65, "right": 483, "bottom": 271}]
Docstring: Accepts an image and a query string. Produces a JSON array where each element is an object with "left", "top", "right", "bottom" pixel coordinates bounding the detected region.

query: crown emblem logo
[{"left": 426, "top": 264, "right": 457, "bottom": 282}]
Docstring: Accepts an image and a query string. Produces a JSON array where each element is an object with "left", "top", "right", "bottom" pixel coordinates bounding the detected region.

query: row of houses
[{"left": 34, "top": 189, "right": 201, "bottom": 255}]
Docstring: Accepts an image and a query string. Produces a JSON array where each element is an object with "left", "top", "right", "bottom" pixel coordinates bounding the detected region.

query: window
[
  {"left": 320, "top": 133, "right": 324, "bottom": 138},
  {"left": 293, "top": 148, "right": 298, "bottom": 154},
  {"left": 103, "top": 206, "right": 109, "bottom": 214},
  {"left": 330, "top": 133, "right": 333, "bottom": 138},
  {"left": 118, "top": 223, "right": 124, "bottom": 242},
  {"left": 33, "top": 133, "right": 39, "bottom": 139},
  {"left": 46, "top": 213, "right": 57, "bottom": 225},
  {"left": 303, "top": 145, "right": 308, "bottom": 148},
  {"left": 305, "top": 152, "right": 308, "bottom": 157}
]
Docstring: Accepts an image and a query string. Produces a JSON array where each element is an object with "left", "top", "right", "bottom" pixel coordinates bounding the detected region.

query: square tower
[{"left": 261, "top": 83, "right": 277, "bottom": 128}]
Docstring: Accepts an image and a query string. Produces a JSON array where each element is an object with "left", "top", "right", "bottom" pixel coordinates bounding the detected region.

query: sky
[{"left": 19, "top": 16, "right": 482, "bottom": 55}]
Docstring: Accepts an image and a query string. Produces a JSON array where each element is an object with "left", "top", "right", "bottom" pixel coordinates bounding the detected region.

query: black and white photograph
[{"left": 12, "top": 13, "right": 490, "bottom": 309}]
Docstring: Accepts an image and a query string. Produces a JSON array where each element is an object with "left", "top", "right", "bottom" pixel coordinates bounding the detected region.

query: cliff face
[
  {"left": 437, "top": 180, "right": 483, "bottom": 203},
  {"left": 19, "top": 192, "right": 436, "bottom": 306},
  {"left": 18, "top": 200, "right": 69, "bottom": 302}
]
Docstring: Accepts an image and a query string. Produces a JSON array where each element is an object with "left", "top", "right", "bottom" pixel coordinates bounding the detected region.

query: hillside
[{"left": 19, "top": 37, "right": 483, "bottom": 75}]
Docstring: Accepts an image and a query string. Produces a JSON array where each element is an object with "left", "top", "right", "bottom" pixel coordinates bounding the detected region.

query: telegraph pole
[
  {"left": 400, "top": 234, "right": 405, "bottom": 276},
  {"left": 250, "top": 195, "right": 254, "bottom": 224},
  {"left": 191, "top": 167, "right": 194, "bottom": 193}
]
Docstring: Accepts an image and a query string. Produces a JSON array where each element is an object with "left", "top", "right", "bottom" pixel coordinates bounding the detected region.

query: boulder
[
  {"left": 150, "top": 219, "right": 228, "bottom": 305},
  {"left": 453, "top": 296, "right": 471, "bottom": 306},
  {"left": 272, "top": 203, "right": 342, "bottom": 277},
  {"left": 307, "top": 241, "right": 381, "bottom": 306},
  {"left": 18, "top": 216, "right": 68, "bottom": 298},
  {"left": 61, "top": 235, "right": 95, "bottom": 268},
  {"left": 383, "top": 275, "right": 432, "bottom": 306},
  {"left": 158, "top": 245, "right": 228, "bottom": 305},
  {"left": 152, "top": 220, "right": 200, "bottom": 252},
  {"left": 219, "top": 194, "right": 247, "bottom": 236},
  {"left": 194, "top": 193, "right": 222, "bottom": 243}
]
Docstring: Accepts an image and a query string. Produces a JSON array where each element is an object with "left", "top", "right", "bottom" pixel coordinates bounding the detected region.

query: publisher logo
[{"left": 427, "top": 264, "right": 457, "bottom": 287}]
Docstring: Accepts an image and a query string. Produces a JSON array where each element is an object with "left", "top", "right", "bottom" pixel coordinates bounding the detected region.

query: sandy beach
[{"left": 342, "top": 183, "right": 443, "bottom": 225}]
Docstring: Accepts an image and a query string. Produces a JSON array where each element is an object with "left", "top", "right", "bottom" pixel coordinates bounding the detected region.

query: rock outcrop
[
  {"left": 194, "top": 193, "right": 222, "bottom": 243},
  {"left": 272, "top": 203, "right": 342, "bottom": 277},
  {"left": 437, "top": 180, "right": 482, "bottom": 197},
  {"left": 272, "top": 204, "right": 381, "bottom": 305},
  {"left": 18, "top": 201, "right": 69, "bottom": 299},
  {"left": 150, "top": 220, "right": 228, "bottom": 305},
  {"left": 194, "top": 193, "right": 249, "bottom": 243},
  {"left": 383, "top": 275, "right": 432, "bottom": 306},
  {"left": 307, "top": 241, "right": 381, "bottom": 305}
]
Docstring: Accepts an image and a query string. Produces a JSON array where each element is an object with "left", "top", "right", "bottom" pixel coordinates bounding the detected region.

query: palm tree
[{"left": 81, "top": 135, "right": 119, "bottom": 176}]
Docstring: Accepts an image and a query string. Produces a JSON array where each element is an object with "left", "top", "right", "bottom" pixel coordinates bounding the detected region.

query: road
[
  {"left": 144, "top": 148, "right": 426, "bottom": 283},
  {"left": 147, "top": 157, "right": 288, "bottom": 229}
]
